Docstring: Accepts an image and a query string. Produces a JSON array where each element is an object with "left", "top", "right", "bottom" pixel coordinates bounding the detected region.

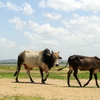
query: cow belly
[
  {"left": 94, "top": 69, "right": 100, "bottom": 73},
  {"left": 79, "top": 69, "right": 88, "bottom": 71},
  {"left": 78, "top": 64, "right": 93, "bottom": 71},
  {"left": 24, "top": 58, "right": 39, "bottom": 69},
  {"left": 24, "top": 52, "right": 39, "bottom": 68},
  {"left": 23, "top": 64, "right": 35, "bottom": 70},
  {"left": 78, "top": 67, "right": 89, "bottom": 71},
  {"left": 24, "top": 63, "right": 38, "bottom": 69}
]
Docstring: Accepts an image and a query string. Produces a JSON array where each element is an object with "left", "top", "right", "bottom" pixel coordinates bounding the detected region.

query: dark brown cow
[{"left": 58, "top": 55, "right": 100, "bottom": 87}]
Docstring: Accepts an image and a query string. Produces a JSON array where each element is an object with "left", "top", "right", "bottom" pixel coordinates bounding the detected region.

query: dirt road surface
[{"left": 0, "top": 78, "right": 100, "bottom": 100}]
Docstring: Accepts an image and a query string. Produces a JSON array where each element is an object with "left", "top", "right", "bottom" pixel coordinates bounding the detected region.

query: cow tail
[
  {"left": 14, "top": 52, "right": 24, "bottom": 77},
  {"left": 57, "top": 61, "right": 68, "bottom": 71},
  {"left": 14, "top": 61, "right": 21, "bottom": 77}
]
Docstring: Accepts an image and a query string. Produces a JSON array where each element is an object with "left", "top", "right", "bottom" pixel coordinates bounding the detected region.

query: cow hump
[{"left": 41, "top": 49, "right": 55, "bottom": 69}]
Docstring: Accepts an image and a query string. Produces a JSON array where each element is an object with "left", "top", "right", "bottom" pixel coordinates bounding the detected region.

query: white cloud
[
  {"left": 0, "top": 38, "right": 16, "bottom": 49},
  {"left": 8, "top": 15, "right": 100, "bottom": 58},
  {"left": 0, "top": 1, "right": 34, "bottom": 15},
  {"left": 42, "top": 12, "right": 62, "bottom": 20},
  {"left": 66, "top": 16, "right": 100, "bottom": 35},
  {"left": 22, "top": 2, "right": 34, "bottom": 15},
  {"left": 39, "top": 0, "right": 100, "bottom": 12},
  {"left": 39, "top": 0, "right": 82, "bottom": 11},
  {"left": 61, "top": 20, "right": 70, "bottom": 28},
  {"left": 8, "top": 17, "right": 27, "bottom": 31},
  {"left": 73, "top": 13, "right": 79, "bottom": 17},
  {"left": 0, "top": 38, "right": 18, "bottom": 60},
  {"left": 23, "top": 15, "right": 100, "bottom": 59},
  {"left": 60, "top": 15, "right": 100, "bottom": 58},
  {"left": 23, "top": 21, "right": 71, "bottom": 52},
  {"left": 6, "top": 1, "right": 22, "bottom": 11},
  {"left": 24, "top": 32, "right": 43, "bottom": 41},
  {"left": 28, "top": 20, "right": 70, "bottom": 37},
  {"left": 24, "top": 32, "right": 59, "bottom": 50},
  {"left": 0, "top": 2, "right": 5, "bottom": 8},
  {"left": 81, "top": 0, "right": 100, "bottom": 12},
  {"left": 28, "top": 21, "right": 40, "bottom": 30},
  {"left": 38, "top": 0, "right": 46, "bottom": 8}
]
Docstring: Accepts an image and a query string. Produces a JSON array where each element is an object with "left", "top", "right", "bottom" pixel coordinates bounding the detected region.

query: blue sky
[{"left": 0, "top": 0, "right": 100, "bottom": 60}]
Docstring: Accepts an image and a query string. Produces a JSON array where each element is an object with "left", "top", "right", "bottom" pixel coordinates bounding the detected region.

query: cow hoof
[
  {"left": 83, "top": 84, "right": 86, "bottom": 87},
  {"left": 68, "top": 85, "right": 71, "bottom": 87},
  {"left": 97, "top": 86, "right": 99, "bottom": 88},
  {"left": 31, "top": 81, "right": 34, "bottom": 83},
  {"left": 16, "top": 80, "right": 19, "bottom": 82},
  {"left": 43, "top": 79, "right": 46, "bottom": 81},
  {"left": 42, "top": 81, "right": 45, "bottom": 84}
]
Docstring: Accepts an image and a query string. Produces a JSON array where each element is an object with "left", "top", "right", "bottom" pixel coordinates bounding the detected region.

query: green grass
[
  {"left": 0, "top": 66, "right": 100, "bottom": 80},
  {"left": 0, "top": 66, "right": 16, "bottom": 71},
  {"left": 0, "top": 95, "right": 44, "bottom": 100},
  {"left": 0, "top": 95, "right": 64, "bottom": 100}
]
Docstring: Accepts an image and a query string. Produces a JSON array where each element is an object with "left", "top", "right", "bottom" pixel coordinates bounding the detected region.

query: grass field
[
  {"left": 0, "top": 95, "right": 44, "bottom": 100},
  {"left": 0, "top": 65, "right": 100, "bottom": 80}
]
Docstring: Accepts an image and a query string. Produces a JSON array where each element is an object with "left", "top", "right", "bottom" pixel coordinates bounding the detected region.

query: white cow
[{"left": 14, "top": 48, "right": 62, "bottom": 83}]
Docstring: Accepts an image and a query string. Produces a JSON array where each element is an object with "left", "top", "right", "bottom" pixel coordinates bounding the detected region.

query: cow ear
[{"left": 59, "top": 56, "right": 62, "bottom": 59}]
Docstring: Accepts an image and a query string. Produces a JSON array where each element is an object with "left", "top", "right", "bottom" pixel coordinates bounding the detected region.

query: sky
[{"left": 0, "top": 0, "right": 100, "bottom": 60}]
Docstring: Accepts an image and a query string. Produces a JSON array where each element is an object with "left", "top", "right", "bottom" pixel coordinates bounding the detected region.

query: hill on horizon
[
  {"left": 0, "top": 59, "right": 66, "bottom": 63},
  {"left": 0, "top": 59, "right": 17, "bottom": 63}
]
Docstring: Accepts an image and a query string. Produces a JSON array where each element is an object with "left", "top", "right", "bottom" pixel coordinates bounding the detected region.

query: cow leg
[
  {"left": 27, "top": 69, "right": 34, "bottom": 83},
  {"left": 67, "top": 66, "right": 73, "bottom": 87},
  {"left": 14, "top": 67, "right": 21, "bottom": 82},
  {"left": 94, "top": 73, "right": 99, "bottom": 88},
  {"left": 43, "top": 72, "right": 49, "bottom": 81},
  {"left": 73, "top": 68, "right": 82, "bottom": 87},
  {"left": 39, "top": 67, "right": 45, "bottom": 84},
  {"left": 83, "top": 69, "right": 93, "bottom": 87}
]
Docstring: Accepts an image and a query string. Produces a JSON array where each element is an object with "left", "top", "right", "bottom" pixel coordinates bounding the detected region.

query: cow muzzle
[{"left": 55, "top": 64, "right": 59, "bottom": 66}]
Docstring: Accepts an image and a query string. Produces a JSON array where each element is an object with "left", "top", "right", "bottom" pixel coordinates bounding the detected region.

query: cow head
[
  {"left": 42, "top": 49, "right": 62, "bottom": 69},
  {"left": 51, "top": 51, "right": 62, "bottom": 66}
]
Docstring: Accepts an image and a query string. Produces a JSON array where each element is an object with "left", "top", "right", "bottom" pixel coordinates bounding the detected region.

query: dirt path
[{"left": 0, "top": 78, "right": 100, "bottom": 100}]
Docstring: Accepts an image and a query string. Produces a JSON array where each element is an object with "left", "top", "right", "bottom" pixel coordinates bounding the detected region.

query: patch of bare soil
[{"left": 0, "top": 78, "right": 100, "bottom": 100}]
